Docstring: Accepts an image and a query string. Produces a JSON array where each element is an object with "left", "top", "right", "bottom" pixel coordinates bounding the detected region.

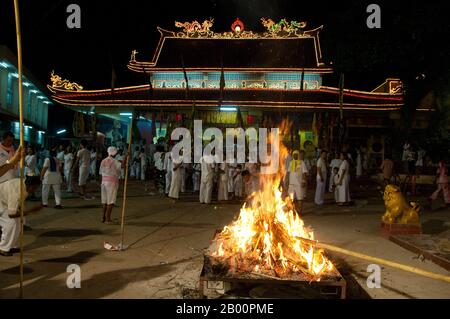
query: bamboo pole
[
  {"left": 297, "top": 237, "right": 450, "bottom": 284},
  {"left": 119, "top": 113, "right": 134, "bottom": 249},
  {"left": 13, "top": 0, "right": 26, "bottom": 298}
]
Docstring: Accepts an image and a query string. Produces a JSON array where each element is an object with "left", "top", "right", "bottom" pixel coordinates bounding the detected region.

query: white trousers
[
  {"left": 0, "top": 214, "right": 20, "bottom": 252},
  {"left": 64, "top": 168, "right": 72, "bottom": 192},
  {"left": 42, "top": 183, "right": 62, "bottom": 205},
  {"left": 288, "top": 184, "right": 306, "bottom": 201},
  {"left": 314, "top": 178, "right": 326, "bottom": 205},
  {"left": 336, "top": 175, "right": 351, "bottom": 203},
  {"left": 218, "top": 179, "right": 228, "bottom": 201},
  {"left": 169, "top": 170, "right": 181, "bottom": 199},
  {"left": 192, "top": 172, "right": 200, "bottom": 192},
  {"left": 165, "top": 171, "right": 172, "bottom": 194},
  {"left": 199, "top": 178, "right": 213, "bottom": 204}
]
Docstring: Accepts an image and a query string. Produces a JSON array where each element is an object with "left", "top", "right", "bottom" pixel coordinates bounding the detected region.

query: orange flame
[{"left": 210, "top": 120, "right": 334, "bottom": 279}]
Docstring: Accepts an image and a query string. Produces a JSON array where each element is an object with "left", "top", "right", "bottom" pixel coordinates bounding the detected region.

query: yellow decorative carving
[
  {"left": 50, "top": 71, "right": 83, "bottom": 91},
  {"left": 175, "top": 19, "right": 214, "bottom": 37},
  {"left": 382, "top": 184, "right": 420, "bottom": 224}
]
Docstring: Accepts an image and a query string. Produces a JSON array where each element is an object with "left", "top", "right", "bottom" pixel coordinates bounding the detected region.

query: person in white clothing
[
  {"left": 314, "top": 150, "right": 328, "bottom": 205},
  {"left": 163, "top": 147, "right": 173, "bottom": 196},
  {"left": 168, "top": 154, "right": 183, "bottom": 199},
  {"left": 100, "top": 147, "right": 124, "bottom": 224},
  {"left": 25, "top": 147, "right": 37, "bottom": 177},
  {"left": 199, "top": 154, "right": 215, "bottom": 204},
  {"left": 335, "top": 152, "right": 351, "bottom": 205},
  {"left": 130, "top": 146, "right": 141, "bottom": 179},
  {"left": 192, "top": 163, "right": 201, "bottom": 193},
  {"left": 218, "top": 161, "right": 229, "bottom": 201},
  {"left": 0, "top": 177, "right": 42, "bottom": 256},
  {"left": 41, "top": 150, "right": 63, "bottom": 209},
  {"left": 329, "top": 153, "right": 342, "bottom": 193},
  {"left": 288, "top": 150, "right": 308, "bottom": 211},
  {"left": 233, "top": 164, "right": 243, "bottom": 198},
  {"left": 139, "top": 148, "right": 147, "bottom": 181},
  {"left": 63, "top": 146, "right": 74, "bottom": 192},
  {"left": 115, "top": 150, "right": 125, "bottom": 180},
  {"left": 56, "top": 145, "right": 65, "bottom": 177},
  {"left": 73, "top": 139, "right": 92, "bottom": 199},
  {"left": 356, "top": 147, "right": 362, "bottom": 178}
]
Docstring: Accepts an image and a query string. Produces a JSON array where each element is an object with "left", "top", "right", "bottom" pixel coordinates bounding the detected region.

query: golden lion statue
[{"left": 382, "top": 184, "right": 420, "bottom": 224}]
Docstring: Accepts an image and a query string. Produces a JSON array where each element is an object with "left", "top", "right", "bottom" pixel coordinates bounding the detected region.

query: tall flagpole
[{"left": 13, "top": 0, "right": 26, "bottom": 298}]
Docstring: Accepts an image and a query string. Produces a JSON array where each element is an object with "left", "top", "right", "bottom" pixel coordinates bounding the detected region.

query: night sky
[{"left": 1, "top": 0, "right": 449, "bottom": 131}]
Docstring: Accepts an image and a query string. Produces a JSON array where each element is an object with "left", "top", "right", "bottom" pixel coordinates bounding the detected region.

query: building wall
[{"left": 0, "top": 59, "right": 50, "bottom": 145}]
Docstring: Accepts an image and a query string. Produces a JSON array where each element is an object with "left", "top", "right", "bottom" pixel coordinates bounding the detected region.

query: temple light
[
  {"left": 56, "top": 129, "right": 67, "bottom": 135},
  {"left": 11, "top": 73, "right": 19, "bottom": 78},
  {"left": 119, "top": 112, "right": 132, "bottom": 116},
  {"left": 220, "top": 107, "right": 237, "bottom": 112},
  {"left": 38, "top": 131, "right": 45, "bottom": 134},
  {"left": 30, "top": 89, "right": 38, "bottom": 93},
  {"left": 23, "top": 82, "right": 31, "bottom": 87},
  {"left": 0, "top": 61, "right": 9, "bottom": 68}
]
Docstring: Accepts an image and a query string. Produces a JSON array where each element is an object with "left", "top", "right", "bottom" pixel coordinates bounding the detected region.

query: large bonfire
[{"left": 207, "top": 121, "right": 335, "bottom": 281}]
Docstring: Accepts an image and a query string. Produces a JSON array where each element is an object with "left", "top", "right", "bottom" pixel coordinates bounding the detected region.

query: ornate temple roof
[
  {"left": 50, "top": 85, "right": 403, "bottom": 113},
  {"left": 127, "top": 18, "right": 332, "bottom": 73}
]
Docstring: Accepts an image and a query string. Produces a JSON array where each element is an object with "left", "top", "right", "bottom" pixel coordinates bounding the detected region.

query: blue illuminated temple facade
[{"left": 150, "top": 72, "right": 322, "bottom": 90}]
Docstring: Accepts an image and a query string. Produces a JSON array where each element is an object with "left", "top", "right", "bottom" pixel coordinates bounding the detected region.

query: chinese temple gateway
[{"left": 49, "top": 18, "right": 419, "bottom": 161}]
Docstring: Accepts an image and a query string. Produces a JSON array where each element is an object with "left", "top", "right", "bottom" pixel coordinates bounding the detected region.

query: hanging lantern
[
  {"left": 247, "top": 114, "right": 254, "bottom": 125},
  {"left": 231, "top": 18, "right": 245, "bottom": 33},
  {"left": 176, "top": 114, "right": 183, "bottom": 121}
]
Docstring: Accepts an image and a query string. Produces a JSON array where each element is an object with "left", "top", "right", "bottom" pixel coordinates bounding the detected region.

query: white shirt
[
  {"left": 43, "top": 157, "right": 61, "bottom": 184},
  {"left": 25, "top": 155, "right": 37, "bottom": 176},
  {"left": 316, "top": 158, "right": 327, "bottom": 180},
  {"left": 330, "top": 159, "right": 342, "bottom": 170},
  {"left": 288, "top": 161, "right": 307, "bottom": 185},
  {"left": 57, "top": 151, "right": 65, "bottom": 162},
  {"left": 154, "top": 152, "right": 164, "bottom": 171},
  {"left": 77, "top": 148, "right": 91, "bottom": 168},
  {"left": 201, "top": 156, "right": 215, "bottom": 182},
  {"left": 99, "top": 157, "right": 122, "bottom": 178},
  {"left": 163, "top": 152, "right": 173, "bottom": 172},
  {"left": 64, "top": 153, "right": 74, "bottom": 171}
]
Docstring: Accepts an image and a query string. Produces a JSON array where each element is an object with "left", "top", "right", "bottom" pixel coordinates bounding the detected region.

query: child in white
[
  {"left": 41, "top": 151, "right": 62, "bottom": 208},
  {"left": 218, "top": 162, "right": 229, "bottom": 201},
  {"left": 100, "top": 147, "right": 122, "bottom": 224}
]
